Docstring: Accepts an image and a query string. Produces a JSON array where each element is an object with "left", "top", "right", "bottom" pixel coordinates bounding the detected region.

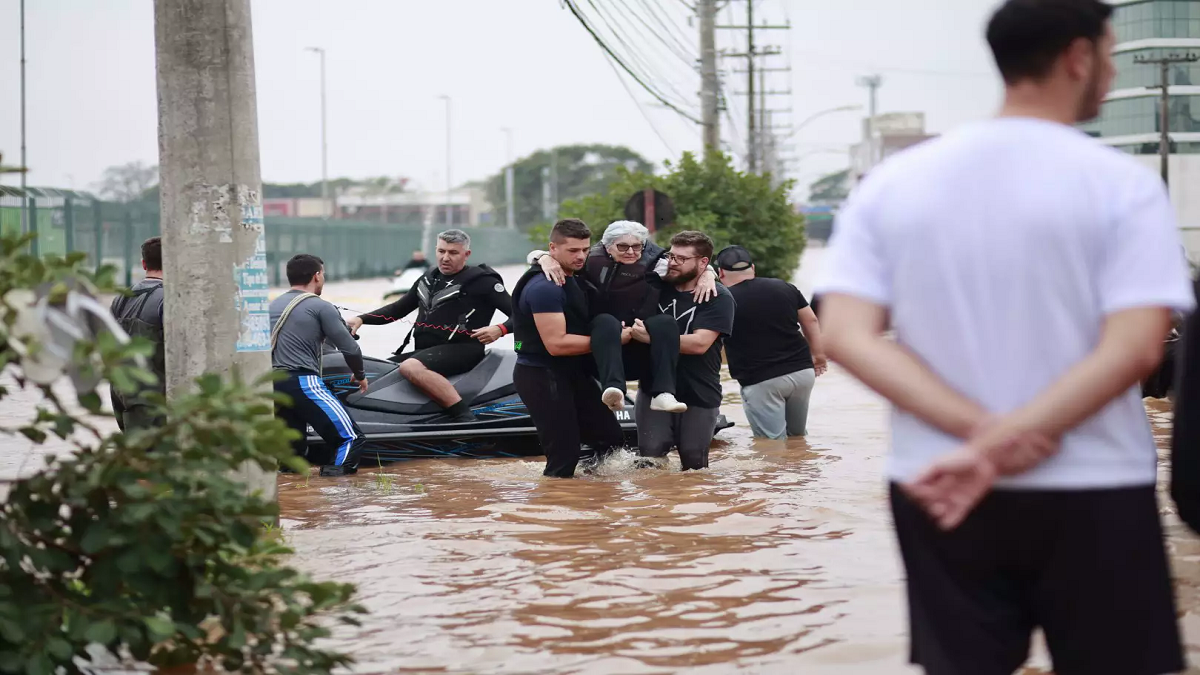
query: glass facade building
[{"left": 1079, "top": 0, "right": 1200, "bottom": 153}]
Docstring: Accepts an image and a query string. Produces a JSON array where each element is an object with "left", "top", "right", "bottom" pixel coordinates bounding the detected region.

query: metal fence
[{"left": 0, "top": 197, "right": 535, "bottom": 287}]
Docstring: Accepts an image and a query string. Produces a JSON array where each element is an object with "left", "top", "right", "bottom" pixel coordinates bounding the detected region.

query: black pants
[
  {"left": 389, "top": 340, "right": 485, "bottom": 376},
  {"left": 274, "top": 372, "right": 366, "bottom": 468},
  {"left": 590, "top": 313, "right": 678, "bottom": 396},
  {"left": 110, "top": 389, "right": 165, "bottom": 434},
  {"left": 514, "top": 363, "right": 625, "bottom": 478},
  {"left": 890, "top": 484, "right": 1183, "bottom": 675}
]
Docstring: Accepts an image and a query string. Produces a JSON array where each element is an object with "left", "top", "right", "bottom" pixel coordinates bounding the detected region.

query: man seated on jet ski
[
  {"left": 347, "top": 229, "right": 512, "bottom": 423},
  {"left": 526, "top": 220, "right": 718, "bottom": 414}
]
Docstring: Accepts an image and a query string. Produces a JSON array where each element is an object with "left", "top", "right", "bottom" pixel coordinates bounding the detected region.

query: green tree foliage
[
  {"left": 486, "top": 144, "right": 653, "bottom": 229},
  {"left": 558, "top": 152, "right": 806, "bottom": 280},
  {"left": 94, "top": 162, "right": 159, "bottom": 204},
  {"left": 807, "top": 169, "right": 850, "bottom": 205},
  {"left": 0, "top": 233, "right": 364, "bottom": 674}
]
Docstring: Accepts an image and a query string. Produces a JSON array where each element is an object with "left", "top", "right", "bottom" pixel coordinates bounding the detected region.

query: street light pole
[
  {"left": 439, "top": 95, "right": 452, "bottom": 227},
  {"left": 783, "top": 105, "right": 863, "bottom": 142},
  {"left": 19, "top": 0, "right": 28, "bottom": 236},
  {"left": 305, "top": 47, "right": 329, "bottom": 219},
  {"left": 502, "top": 127, "right": 515, "bottom": 230}
]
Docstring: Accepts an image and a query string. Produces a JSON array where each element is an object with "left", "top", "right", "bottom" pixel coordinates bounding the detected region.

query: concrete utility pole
[
  {"left": 305, "top": 47, "right": 329, "bottom": 219},
  {"left": 745, "top": 0, "right": 756, "bottom": 171},
  {"left": 154, "top": 0, "right": 275, "bottom": 499},
  {"left": 502, "top": 127, "right": 516, "bottom": 230},
  {"left": 718, "top": 2, "right": 787, "bottom": 173},
  {"left": 1136, "top": 52, "right": 1200, "bottom": 189},
  {"left": 698, "top": 0, "right": 720, "bottom": 157},
  {"left": 439, "top": 95, "right": 452, "bottom": 227}
]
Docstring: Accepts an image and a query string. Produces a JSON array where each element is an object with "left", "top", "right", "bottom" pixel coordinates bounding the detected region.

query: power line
[
  {"left": 630, "top": 0, "right": 700, "bottom": 64},
  {"left": 790, "top": 47, "right": 992, "bottom": 78},
  {"left": 602, "top": 52, "right": 679, "bottom": 156},
  {"left": 587, "top": 0, "right": 700, "bottom": 110},
  {"left": 563, "top": 0, "right": 704, "bottom": 124}
]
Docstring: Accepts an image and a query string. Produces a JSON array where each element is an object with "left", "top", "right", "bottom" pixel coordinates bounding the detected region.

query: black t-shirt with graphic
[
  {"left": 650, "top": 284, "right": 736, "bottom": 409},
  {"left": 725, "top": 277, "right": 814, "bottom": 387}
]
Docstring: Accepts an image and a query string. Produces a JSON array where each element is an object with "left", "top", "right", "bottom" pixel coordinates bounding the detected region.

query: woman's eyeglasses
[{"left": 615, "top": 243, "right": 644, "bottom": 253}]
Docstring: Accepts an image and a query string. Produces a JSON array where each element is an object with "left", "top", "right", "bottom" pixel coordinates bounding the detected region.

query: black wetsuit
[{"left": 360, "top": 265, "right": 513, "bottom": 376}]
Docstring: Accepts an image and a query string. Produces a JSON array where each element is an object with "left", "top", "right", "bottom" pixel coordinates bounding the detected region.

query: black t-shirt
[
  {"left": 725, "top": 277, "right": 813, "bottom": 387},
  {"left": 515, "top": 274, "right": 568, "bottom": 368},
  {"left": 651, "top": 284, "right": 736, "bottom": 409}
]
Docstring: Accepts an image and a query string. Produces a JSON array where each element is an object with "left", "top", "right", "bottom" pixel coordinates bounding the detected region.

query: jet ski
[
  {"left": 307, "top": 349, "right": 735, "bottom": 463},
  {"left": 382, "top": 266, "right": 427, "bottom": 301}
]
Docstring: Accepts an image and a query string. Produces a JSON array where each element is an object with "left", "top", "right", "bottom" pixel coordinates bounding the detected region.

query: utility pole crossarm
[
  {"left": 731, "top": 67, "right": 791, "bottom": 73},
  {"left": 720, "top": 47, "right": 783, "bottom": 58},
  {"left": 732, "top": 89, "right": 793, "bottom": 96}
]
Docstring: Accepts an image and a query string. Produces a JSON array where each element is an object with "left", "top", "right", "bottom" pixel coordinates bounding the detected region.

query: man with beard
[
  {"left": 816, "top": 1, "right": 1193, "bottom": 672},
  {"left": 631, "top": 231, "right": 734, "bottom": 471},
  {"left": 348, "top": 229, "right": 512, "bottom": 423},
  {"left": 271, "top": 254, "right": 368, "bottom": 477}
]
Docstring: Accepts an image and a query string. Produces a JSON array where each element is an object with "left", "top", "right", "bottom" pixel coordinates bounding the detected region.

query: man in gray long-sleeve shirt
[{"left": 270, "top": 254, "right": 367, "bottom": 477}]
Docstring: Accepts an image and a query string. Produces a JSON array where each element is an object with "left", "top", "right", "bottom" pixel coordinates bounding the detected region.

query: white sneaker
[
  {"left": 650, "top": 393, "right": 687, "bottom": 413},
  {"left": 601, "top": 387, "right": 626, "bottom": 412}
]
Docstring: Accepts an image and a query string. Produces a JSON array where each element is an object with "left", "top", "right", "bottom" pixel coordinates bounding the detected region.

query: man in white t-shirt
[{"left": 816, "top": 1, "right": 1195, "bottom": 673}]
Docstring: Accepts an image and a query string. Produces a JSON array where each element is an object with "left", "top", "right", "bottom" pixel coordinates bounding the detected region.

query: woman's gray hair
[
  {"left": 601, "top": 220, "right": 649, "bottom": 248},
  {"left": 437, "top": 229, "right": 471, "bottom": 250}
]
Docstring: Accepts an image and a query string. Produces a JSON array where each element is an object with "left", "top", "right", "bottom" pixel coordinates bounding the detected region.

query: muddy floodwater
[
  {"left": 271, "top": 251, "right": 1200, "bottom": 675},
  {"left": 5, "top": 248, "right": 1200, "bottom": 673}
]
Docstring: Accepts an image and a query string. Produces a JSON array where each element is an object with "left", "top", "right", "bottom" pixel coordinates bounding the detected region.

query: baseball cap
[{"left": 715, "top": 245, "right": 754, "bottom": 271}]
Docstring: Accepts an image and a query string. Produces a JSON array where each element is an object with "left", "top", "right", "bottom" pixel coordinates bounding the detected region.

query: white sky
[{"left": 0, "top": 0, "right": 1005, "bottom": 199}]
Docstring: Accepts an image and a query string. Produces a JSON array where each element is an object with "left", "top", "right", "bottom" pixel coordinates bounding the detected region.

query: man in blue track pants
[{"left": 270, "top": 254, "right": 369, "bottom": 477}]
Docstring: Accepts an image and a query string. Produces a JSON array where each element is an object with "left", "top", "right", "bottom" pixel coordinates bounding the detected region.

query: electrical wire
[
  {"left": 629, "top": 0, "right": 701, "bottom": 67},
  {"left": 604, "top": 54, "right": 680, "bottom": 156},
  {"left": 563, "top": 0, "right": 703, "bottom": 124},
  {"left": 584, "top": 0, "right": 700, "bottom": 113}
]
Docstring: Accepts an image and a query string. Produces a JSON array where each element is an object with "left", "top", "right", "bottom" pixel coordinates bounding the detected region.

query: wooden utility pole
[{"left": 1135, "top": 52, "right": 1200, "bottom": 189}]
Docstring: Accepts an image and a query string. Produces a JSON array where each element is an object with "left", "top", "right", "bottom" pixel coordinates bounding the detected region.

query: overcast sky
[{"left": 0, "top": 0, "right": 1004, "bottom": 199}]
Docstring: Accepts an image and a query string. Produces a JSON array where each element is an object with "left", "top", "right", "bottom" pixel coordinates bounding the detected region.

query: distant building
[
  {"left": 1077, "top": 0, "right": 1200, "bottom": 256},
  {"left": 262, "top": 197, "right": 333, "bottom": 218},
  {"left": 335, "top": 185, "right": 494, "bottom": 228},
  {"left": 849, "top": 112, "right": 937, "bottom": 189}
]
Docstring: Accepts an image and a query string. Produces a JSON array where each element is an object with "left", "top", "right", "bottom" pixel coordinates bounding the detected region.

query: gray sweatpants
[
  {"left": 635, "top": 389, "right": 720, "bottom": 471},
  {"left": 741, "top": 368, "right": 816, "bottom": 440}
]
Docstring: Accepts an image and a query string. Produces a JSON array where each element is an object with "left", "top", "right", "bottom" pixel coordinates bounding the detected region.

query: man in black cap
[{"left": 717, "top": 245, "right": 826, "bottom": 439}]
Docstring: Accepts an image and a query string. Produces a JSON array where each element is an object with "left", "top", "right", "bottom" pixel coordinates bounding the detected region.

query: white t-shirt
[{"left": 816, "top": 117, "right": 1196, "bottom": 489}]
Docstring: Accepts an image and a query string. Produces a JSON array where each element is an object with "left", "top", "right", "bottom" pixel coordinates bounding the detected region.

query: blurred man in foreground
[{"left": 817, "top": 1, "right": 1194, "bottom": 673}]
